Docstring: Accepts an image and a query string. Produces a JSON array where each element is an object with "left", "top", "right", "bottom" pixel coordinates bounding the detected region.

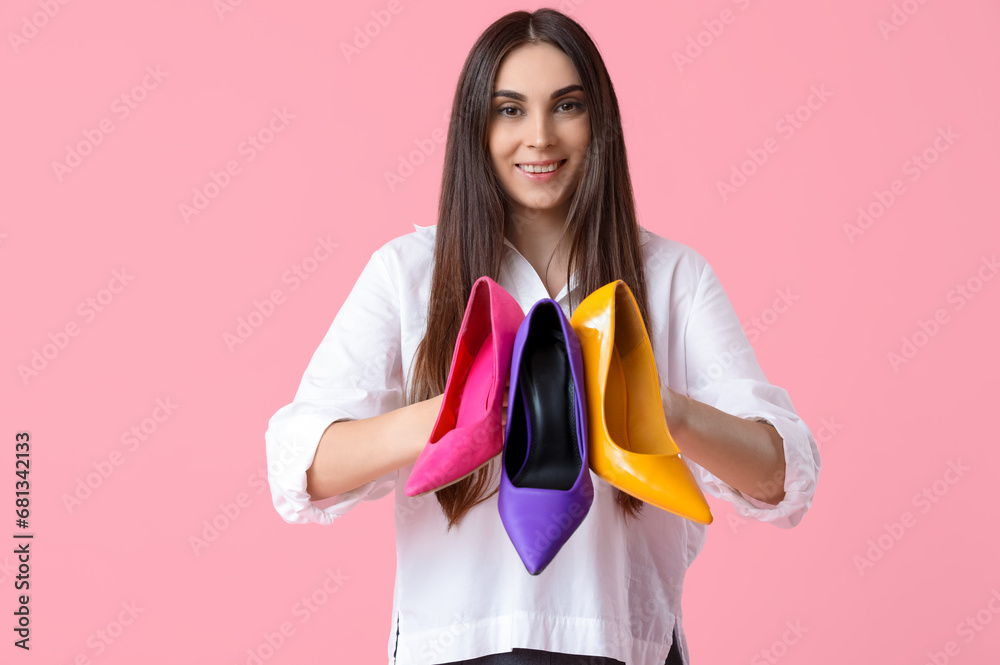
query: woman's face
[{"left": 488, "top": 42, "right": 590, "bottom": 223}]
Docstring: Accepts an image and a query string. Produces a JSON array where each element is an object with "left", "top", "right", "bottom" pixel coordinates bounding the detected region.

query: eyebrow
[{"left": 492, "top": 84, "right": 584, "bottom": 101}]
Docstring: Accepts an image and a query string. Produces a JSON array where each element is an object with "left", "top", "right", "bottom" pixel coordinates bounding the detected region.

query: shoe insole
[
  {"left": 509, "top": 324, "right": 581, "bottom": 491},
  {"left": 453, "top": 331, "right": 495, "bottom": 431},
  {"left": 606, "top": 345, "right": 631, "bottom": 452},
  {"left": 606, "top": 337, "right": 676, "bottom": 456}
]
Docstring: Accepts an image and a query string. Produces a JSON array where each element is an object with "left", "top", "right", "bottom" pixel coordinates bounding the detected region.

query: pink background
[{"left": 4, "top": 0, "right": 999, "bottom": 663}]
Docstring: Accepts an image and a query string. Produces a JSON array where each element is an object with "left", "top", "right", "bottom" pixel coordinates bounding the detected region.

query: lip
[
  {"left": 516, "top": 159, "right": 566, "bottom": 181},
  {"left": 517, "top": 159, "right": 564, "bottom": 167}
]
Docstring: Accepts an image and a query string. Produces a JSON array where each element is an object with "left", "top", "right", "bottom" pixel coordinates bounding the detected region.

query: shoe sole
[{"left": 406, "top": 452, "right": 501, "bottom": 498}]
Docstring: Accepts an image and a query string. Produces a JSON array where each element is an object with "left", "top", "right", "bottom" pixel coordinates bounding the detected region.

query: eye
[
  {"left": 557, "top": 101, "right": 584, "bottom": 112},
  {"left": 497, "top": 106, "right": 521, "bottom": 117}
]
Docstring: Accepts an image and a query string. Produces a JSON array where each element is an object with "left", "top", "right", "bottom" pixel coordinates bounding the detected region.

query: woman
[{"left": 265, "top": 8, "right": 820, "bottom": 665}]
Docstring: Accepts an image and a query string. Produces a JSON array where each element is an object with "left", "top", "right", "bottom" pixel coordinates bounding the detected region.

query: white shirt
[{"left": 264, "top": 224, "right": 821, "bottom": 665}]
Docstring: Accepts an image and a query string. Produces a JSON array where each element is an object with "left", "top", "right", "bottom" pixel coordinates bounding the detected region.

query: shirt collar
[
  {"left": 501, "top": 224, "right": 649, "bottom": 294},
  {"left": 415, "top": 223, "right": 649, "bottom": 245},
  {"left": 416, "top": 223, "right": 649, "bottom": 303}
]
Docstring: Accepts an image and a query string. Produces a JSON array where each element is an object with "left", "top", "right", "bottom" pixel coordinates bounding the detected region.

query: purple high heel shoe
[{"left": 498, "top": 299, "right": 593, "bottom": 575}]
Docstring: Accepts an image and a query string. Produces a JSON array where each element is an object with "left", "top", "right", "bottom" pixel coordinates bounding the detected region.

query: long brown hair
[{"left": 407, "top": 8, "right": 650, "bottom": 528}]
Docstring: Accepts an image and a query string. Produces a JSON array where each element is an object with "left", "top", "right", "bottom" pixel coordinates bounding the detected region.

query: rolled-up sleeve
[
  {"left": 265, "top": 249, "right": 405, "bottom": 525},
  {"left": 682, "top": 260, "right": 821, "bottom": 529}
]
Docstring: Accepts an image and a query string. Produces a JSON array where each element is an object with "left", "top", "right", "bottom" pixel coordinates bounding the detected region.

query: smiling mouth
[{"left": 516, "top": 159, "right": 567, "bottom": 174}]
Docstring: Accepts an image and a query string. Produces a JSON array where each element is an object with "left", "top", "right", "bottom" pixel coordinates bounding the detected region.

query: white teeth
[{"left": 518, "top": 160, "right": 563, "bottom": 173}]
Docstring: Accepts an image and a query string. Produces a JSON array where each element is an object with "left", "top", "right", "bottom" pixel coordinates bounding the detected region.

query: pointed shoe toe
[
  {"left": 498, "top": 299, "right": 593, "bottom": 574},
  {"left": 405, "top": 276, "right": 524, "bottom": 497},
  {"left": 405, "top": 409, "right": 503, "bottom": 497},
  {"left": 600, "top": 445, "right": 714, "bottom": 525},
  {"left": 498, "top": 482, "right": 592, "bottom": 575},
  {"left": 570, "top": 280, "right": 713, "bottom": 525}
]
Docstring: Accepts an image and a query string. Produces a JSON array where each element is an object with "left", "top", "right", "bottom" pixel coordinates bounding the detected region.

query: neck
[{"left": 503, "top": 201, "right": 573, "bottom": 298}]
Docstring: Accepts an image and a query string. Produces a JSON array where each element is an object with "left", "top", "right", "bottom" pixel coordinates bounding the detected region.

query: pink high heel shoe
[{"left": 404, "top": 276, "right": 524, "bottom": 497}]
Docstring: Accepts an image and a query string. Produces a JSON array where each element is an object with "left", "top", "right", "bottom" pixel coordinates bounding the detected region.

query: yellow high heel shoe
[{"left": 570, "top": 280, "right": 713, "bottom": 524}]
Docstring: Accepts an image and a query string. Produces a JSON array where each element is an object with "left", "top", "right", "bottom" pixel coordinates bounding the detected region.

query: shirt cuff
[
  {"left": 693, "top": 413, "right": 820, "bottom": 529},
  {"left": 265, "top": 403, "right": 398, "bottom": 525}
]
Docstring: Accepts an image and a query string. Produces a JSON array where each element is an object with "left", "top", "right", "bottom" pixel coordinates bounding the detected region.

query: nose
[{"left": 526, "top": 111, "right": 556, "bottom": 149}]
